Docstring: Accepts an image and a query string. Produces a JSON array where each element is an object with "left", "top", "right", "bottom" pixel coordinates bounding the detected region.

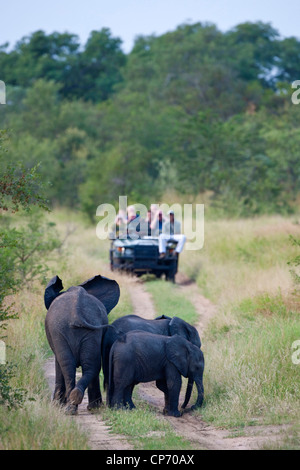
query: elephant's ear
[
  {"left": 166, "top": 335, "right": 189, "bottom": 377},
  {"left": 169, "top": 317, "right": 201, "bottom": 348},
  {"left": 44, "top": 275, "right": 64, "bottom": 310},
  {"left": 79, "top": 275, "right": 120, "bottom": 314}
]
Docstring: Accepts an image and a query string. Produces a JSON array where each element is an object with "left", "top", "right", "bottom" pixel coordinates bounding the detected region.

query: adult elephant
[
  {"left": 102, "top": 314, "right": 201, "bottom": 408},
  {"left": 44, "top": 274, "right": 120, "bottom": 415},
  {"left": 108, "top": 331, "right": 204, "bottom": 417}
]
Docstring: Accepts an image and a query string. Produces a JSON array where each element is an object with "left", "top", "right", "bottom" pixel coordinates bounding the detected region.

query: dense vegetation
[{"left": 1, "top": 21, "right": 300, "bottom": 217}]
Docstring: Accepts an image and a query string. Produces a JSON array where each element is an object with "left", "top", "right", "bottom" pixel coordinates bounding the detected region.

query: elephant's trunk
[
  {"left": 191, "top": 378, "right": 204, "bottom": 410},
  {"left": 181, "top": 377, "right": 194, "bottom": 409}
]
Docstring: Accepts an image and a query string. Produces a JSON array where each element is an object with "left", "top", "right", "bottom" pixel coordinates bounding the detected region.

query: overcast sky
[{"left": 1, "top": 0, "right": 300, "bottom": 52}]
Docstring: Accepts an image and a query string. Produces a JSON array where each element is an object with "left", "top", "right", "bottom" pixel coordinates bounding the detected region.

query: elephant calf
[
  {"left": 108, "top": 331, "right": 204, "bottom": 417},
  {"left": 44, "top": 274, "right": 120, "bottom": 415}
]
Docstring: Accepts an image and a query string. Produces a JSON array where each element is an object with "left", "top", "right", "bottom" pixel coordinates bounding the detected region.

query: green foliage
[
  {"left": 0, "top": 228, "right": 19, "bottom": 332},
  {"left": 12, "top": 211, "right": 61, "bottom": 285},
  {"left": 0, "top": 127, "right": 60, "bottom": 410},
  {"left": 1, "top": 21, "right": 300, "bottom": 216},
  {"left": 0, "top": 29, "right": 125, "bottom": 103},
  {"left": 0, "top": 130, "right": 48, "bottom": 212},
  {"left": 0, "top": 364, "right": 28, "bottom": 409}
]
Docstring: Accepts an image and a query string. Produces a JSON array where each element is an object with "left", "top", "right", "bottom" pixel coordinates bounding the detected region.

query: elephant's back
[
  {"left": 112, "top": 315, "right": 169, "bottom": 335},
  {"left": 115, "top": 330, "right": 169, "bottom": 355},
  {"left": 45, "top": 286, "right": 108, "bottom": 330}
]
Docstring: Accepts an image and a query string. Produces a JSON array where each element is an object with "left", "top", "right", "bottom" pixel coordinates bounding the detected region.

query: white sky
[{"left": 0, "top": 0, "right": 300, "bottom": 52}]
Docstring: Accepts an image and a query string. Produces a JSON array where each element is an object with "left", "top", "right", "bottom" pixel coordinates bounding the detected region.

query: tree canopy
[{"left": 0, "top": 21, "right": 300, "bottom": 218}]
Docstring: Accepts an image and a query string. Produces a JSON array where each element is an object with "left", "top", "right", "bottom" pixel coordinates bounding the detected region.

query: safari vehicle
[{"left": 109, "top": 237, "right": 179, "bottom": 282}]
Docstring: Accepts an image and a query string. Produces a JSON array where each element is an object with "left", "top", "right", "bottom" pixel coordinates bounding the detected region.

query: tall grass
[
  {"left": 199, "top": 293, "right": 300, "bottom": 428},
  {"left": 180, "top": 215, "right": 300, "bottom": 306},
  {"left": 178, "top": 214, "right": 300, "bottom": 438}
]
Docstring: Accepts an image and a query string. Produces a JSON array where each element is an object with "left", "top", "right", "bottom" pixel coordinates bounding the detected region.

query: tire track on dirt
[{"left": 128, "top": 274, "right": 287, "bottom": 450}]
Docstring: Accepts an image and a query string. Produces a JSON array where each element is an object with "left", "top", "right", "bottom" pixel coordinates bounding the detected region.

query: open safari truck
[{"left": 109, "top": 237, "right": 179, "bottom": 282}]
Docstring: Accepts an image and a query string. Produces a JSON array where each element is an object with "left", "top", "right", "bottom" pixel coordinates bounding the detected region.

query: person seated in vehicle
[
  {"left": 110, "top": 210, "right": 127, "bottom": 238},
  {"left": 158, "top": 210, "right": 186, "bottom": 257},
  {"left": 145, "top": 209, "right": 153, "bottom": 236},
  {"left": 150, "top": 209, "right": 165, "bottom": 236},
  {"left": 127, "top": 205, "right": 141, "bottom": 239}
]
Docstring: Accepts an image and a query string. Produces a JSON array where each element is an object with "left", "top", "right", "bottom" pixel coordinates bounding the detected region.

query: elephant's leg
[
  {"left": 156, "top": 379, "right": 169, "bottom": 415},
  {"left": 87, "top": 374, "right": 102, "bottom": 411},
  {"left": 53, "top": 358, "right": 66, "bottom": 405},
  {"left": 110, "top": 374, "right": 128, "bottom": 409},
  {"left": 166, "top": 370, "right": 182, "bottom": 417},
  {"left": 70, "top": 352, "right": 101, "bottom": 407},
  {"left": 110, "top": 387, "right": 126, "bottom": 409},
  {"left": 123, "top": 384, "right": 135, "bottom": 409},
  {"left": 55, "top": 347, "right": 77, "bottom": 415}
]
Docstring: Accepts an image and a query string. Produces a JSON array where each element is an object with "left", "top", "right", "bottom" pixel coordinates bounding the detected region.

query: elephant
[
  {"left": 44, "top": 274, "right": 120, "bottom": 414},
  {"left": 102, "top": 314, "right": 201, "bottom": 407},
  {"left": 107, "top": 331, "right": 204, "bottom": 417}
]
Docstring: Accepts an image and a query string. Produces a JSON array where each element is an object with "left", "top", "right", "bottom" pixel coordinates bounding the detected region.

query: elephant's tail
[
  {"left": 102, "top": 325, "right": 121, "bottom": 391},
  {"left": 107, "top": 333, "right": 127, "bottom": 406},
  {"left": 107, "top": 345, "right": 115, "bottom": 407}
]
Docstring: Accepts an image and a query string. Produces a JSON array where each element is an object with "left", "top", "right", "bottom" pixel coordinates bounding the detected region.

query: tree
[
  {"left": 62, "top": 28, "right": 126, "bottom": 102},
  {"left": 0, "top": 29, "right": 125, "bottom": 102}
]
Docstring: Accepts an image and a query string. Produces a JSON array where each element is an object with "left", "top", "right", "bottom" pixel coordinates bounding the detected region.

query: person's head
[
  {"left": 146, "top": 209, "right": 151, "bottom": 221},
  {"left": 127, "top": 205, "right": 136, "bottom": 220},
  {"left": 158, "top": 211, "right": 163, "bottom": 220},
  {"left": 168, "top": 210, "right": 175, "bottom": 223}
]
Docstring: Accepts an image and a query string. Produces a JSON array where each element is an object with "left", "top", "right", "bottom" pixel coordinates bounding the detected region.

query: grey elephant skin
[
  {"left": 107, "top": 331, "right": 204, "bottom": 417},
  {"left": 44, "top": 274, "right": 120, "bottom": 414},
  {"left": 102, "top": 314, "right": 201, "bottom": 407}
]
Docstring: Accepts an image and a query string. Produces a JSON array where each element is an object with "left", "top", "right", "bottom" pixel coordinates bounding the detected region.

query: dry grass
[{"left": 180, "top": 214, "right": 300, "bottom": 307}]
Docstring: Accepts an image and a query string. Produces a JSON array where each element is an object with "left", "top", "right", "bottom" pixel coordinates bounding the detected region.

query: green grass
[
  {"left": 0, "top": 399, "right": 90, "bottom": 450},
  {"left": 100, "top": 403, "right": 194, "bottom": 450},
  {"left": 196, "top": 292, "right": 300, "bottom": 430},
  {"left": 176, "top": 214, "right": 300, "bottom": 447},
  {"left": 144, "top": 279, "right": 199, "bottom": 325}
]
